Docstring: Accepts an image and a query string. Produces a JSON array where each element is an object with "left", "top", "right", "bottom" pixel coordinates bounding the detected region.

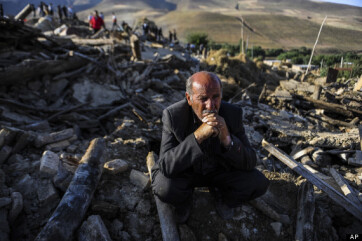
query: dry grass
[{"left": 155, "top": 11, "right": 362, "bottom": 52}]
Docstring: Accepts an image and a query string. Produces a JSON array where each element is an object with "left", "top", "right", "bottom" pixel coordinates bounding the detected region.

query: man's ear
[{"left": 185, "top": 92, "right": 192, "bottom": 106}]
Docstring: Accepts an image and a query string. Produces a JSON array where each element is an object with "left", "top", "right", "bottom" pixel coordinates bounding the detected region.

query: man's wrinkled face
[{"left": 186, "top": 73, "right": 222, "bottom": 121}]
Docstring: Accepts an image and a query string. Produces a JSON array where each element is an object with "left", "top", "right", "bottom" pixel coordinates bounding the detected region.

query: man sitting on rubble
[
  {"left": 151, "top": 71, "right": 270, "bottom": 223},
  {"left": 89, "top": 10, "right": 105, "bottom": 34}
]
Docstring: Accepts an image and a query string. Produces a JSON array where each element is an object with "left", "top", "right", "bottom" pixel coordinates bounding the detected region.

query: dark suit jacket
[{"left": 154, "top": 98, "right": 257, "bottom": 178}]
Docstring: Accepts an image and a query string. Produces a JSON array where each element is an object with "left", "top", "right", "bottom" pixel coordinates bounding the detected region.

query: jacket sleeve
[
  {"left": 158, "top": 109, "right": 204, "bottom": 178},
  {"left": 219, "top": 109, "right": 257, "bottom": 171}
]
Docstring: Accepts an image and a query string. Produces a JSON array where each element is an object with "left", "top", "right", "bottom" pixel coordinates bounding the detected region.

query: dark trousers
[{"left": 152, "top": 168, "right": 269, "bottom": 208}]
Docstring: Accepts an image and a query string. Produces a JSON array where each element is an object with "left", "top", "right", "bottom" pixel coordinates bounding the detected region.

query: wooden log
[
  {"left": 295, "top": 182, "right": 315, "bottom": 241},
  {"left": 312, "top": 85, "right": 321, "bottom": 100},
  {"left": 0, "top": 57, "right": 87, "bottom": 86},
  {"left": 71, "top": 38, "right": 120, "bottom": 46},
  {"left": 262, "top": 139, "right": 362, "bottom": 221},
  {"left": 329, "top": 167, "right": 360, "bottom": 206},
  {"left": 146, "top": 152, "right": 180, "bottom": 241},
  {"left": 294, "top": 95, "right": 353, "bottom": 117},
  {"left": 35, "top": 138, "right": 105, "bottom": 241},
  {"left": 14, "top": 3, "right": 34, "bottom": 21},
  {"left": 359, "top": 125, "right": 362, "bottom": 150},
  {"left": 292, "top": 147, "right": 315, "bottom": 160},
  {"left": 250, "top": 198, "right": 290, "bottom": 224},
  {"left": 97, "top": 102, "right": 130, "bottom": 121}
]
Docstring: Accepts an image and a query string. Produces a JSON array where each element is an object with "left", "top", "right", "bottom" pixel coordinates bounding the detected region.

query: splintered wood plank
[{"left": 262, "top": 139, "right": 362, "bottom": 222}]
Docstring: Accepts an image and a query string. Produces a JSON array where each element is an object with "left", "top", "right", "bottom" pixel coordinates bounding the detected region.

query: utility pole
[
  {"left": 305, "top": 15, "right": 327, "bottom": 77},
  {"left": 241, "top": 15, "right": 244, "bottom": 54}
]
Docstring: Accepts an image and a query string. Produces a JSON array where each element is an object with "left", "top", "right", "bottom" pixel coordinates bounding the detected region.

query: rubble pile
[{"left": 0, "top": 17, "right": 361, "bottom": 241}]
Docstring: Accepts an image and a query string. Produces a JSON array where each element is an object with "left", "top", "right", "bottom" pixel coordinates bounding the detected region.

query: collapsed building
[{"left": 0, "top": 11, "right": 361, "bottom": 241}]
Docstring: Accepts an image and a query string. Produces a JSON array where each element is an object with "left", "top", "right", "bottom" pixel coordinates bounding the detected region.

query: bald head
[
  {"left": 186, "top": 71, "right": 222, "bottom": 100},
  {"left": 185, "top": 71, "right": 223, "bottom": 121}
]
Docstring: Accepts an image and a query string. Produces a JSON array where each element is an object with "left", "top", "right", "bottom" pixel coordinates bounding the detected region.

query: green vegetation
[{"left": 186, "top": 32, "right": 209, "bottom": 46}]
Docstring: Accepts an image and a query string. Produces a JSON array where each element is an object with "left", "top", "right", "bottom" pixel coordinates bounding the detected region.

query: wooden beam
[
  {"left": 329, "top": 167, "right": 360, "bottom": 206},
  {"left": 35, "top": 138, "right": 105, "bottom": 241},
  {"left": 295, "top": 182, "right": 315, "bottom": 241},
  {"left": 262, "top": 139, "right": 362, "bottom": 221},
  {"left": 146, "top": 152, "right": 180, "bottom": 241},
  {"left": 0, "top": 57, "right": 87, "bottom": 86}
]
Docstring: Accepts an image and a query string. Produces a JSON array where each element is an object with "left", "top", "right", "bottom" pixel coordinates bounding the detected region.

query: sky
[{"left": 318, "top": 0, "right": 362, "bottom": 7}]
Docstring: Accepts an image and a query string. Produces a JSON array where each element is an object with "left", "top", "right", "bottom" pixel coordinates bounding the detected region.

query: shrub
[{"left": 186, "top": 32, "right": 209, "bottom": 46}]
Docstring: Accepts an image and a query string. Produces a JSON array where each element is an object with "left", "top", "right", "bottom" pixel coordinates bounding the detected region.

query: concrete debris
[
  {"left": 0, "top": 13, "right": 360, "bottom": 241},
  {"left": 9, "top": 192, "right": 23, "bottom": 223},
  {"left": 39, "top": 150, "right": 59, "bottom": 177},
  {"left": 129, "top": 169, "right": 150, "bottom": 190},
  {"left": 77, "top": 215, "right": 112, "bottom": 241},
  {"left": 103, "top": 159, "right": 129, "bottom": 174},
  {"left": 270, "top": 222, "right": 282, "bottom": 236}
]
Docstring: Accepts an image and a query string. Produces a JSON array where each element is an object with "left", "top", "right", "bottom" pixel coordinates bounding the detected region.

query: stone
[
  {"left": 44, "top": 135, "right": 77, "bottom": 152},
  {"left": 48, "top": 78, "right": 69, "bottom": 101},
  {"left": 179, "top": 224, "right": 197, "bottom": 241},
  {"left": 0, "top": 198, "right": 11, "bottom": 208},
  {"left": 103, "top": 159, "right": 129, "bottom": 174},
  {"left": 91, "top": 200, "right": 119, "bottom": 219},
  {"left": 35, "top": 128, "right": 74, "bottom": 148},
  {"left": 129, "top": 169, "right": 150, "bottom": 190},
  {"left": 77, "top": 215, "right": 112, "bottom": 241},
  {"left": 120, "top": 231, "right": 131, "bottom": 241},
  {"left": 119, "top": 186, "right": 141, "bottom": 211},
  {"left": 40, "top": 150, "right": 59, "bottom": 177},
  {"left": 0, "top": 146, "right": 12, "bottom": 165},
  {"left": 135, "top": 199, "right": 151, "bottom": 216},
  {"left": 125, "top": 213, "right": 141, "bottom": 240},
  {"left": 12, "top": 132, "right": 35, "bottom": 154},
  {"left": 9, "top": 192, "right": 23, "bottom": 223},
  {"left": 14, "top": 174, "right": 36, "bottom": 199},
  {"left": 53, "top": 161, "right": 73, "bottom": 192},
  {"left": 72, "top": 78, "right": 124, "bottom": 107},
  {"left": 37, "top": 180, "right": 59, "bottom": 206},
  {"left": 270, "top": 222, "right": 282, "bottom": 236},
  {"left": 109, "top": 219, "right": 123, "bottom": 240},
  {"left": 241, "top": 223, "right": 250, "bottom": 239},
  {"left": 4, "top": 154, "right": 30, "bottom": 177},
  {"left": 218, "top": 232, "right": 229, "bottom": 241}
]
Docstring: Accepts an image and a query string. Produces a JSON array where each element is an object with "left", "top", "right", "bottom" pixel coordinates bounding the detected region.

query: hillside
[
  {"left": 3, "top": 0, "right": 362, "bottom": 53},
  {"left": 154, "top": 10, "right": 362, "bottom": 52}
]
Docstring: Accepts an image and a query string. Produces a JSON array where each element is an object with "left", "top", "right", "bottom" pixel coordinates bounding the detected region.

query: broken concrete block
[
  {"left": 104, "top": 159, "right": 128, "bottom": 174},
  {"left": 37, "top": 180, "right": 59, "bottom": 206},
  {"left": 270, "top": 222, "right": 282, "bottom": 236},
  {"left": 0, "top": 128, "right": 17, "bottom": 147},
  {"left": 14, "top": 174, "right": 36, "bottom": 199},
  {"left": 0, "top": 197, "right": 11, "bottom": 208},
  {"left": 77, "top": 215, "right": 112, "bottom": 241},
  {"left": 35, "top": 128, "right": 74, "bottom": 148},
  {"left": 12, "top": 132, "right": 35, "bottom": 154},
  {"left": 5, "top": 154, "right": 30, "bottom": 177},
  {"left": 129, "top": 169, "right": 150, "bottom": 190},
  {"left": 53, "top": 161, "right": 73, "bottom": 192},
  {"left": 44, "top": 135, "right": 77, "bottom": 152},
  {"left": 73, "top": 79, "right": 124, "bottom": 107},
  {"left": 40, "top": 150, "right": 59, "bottom": 177},
  {"left": 9, "top": 192, "right": 23, "bottom": 223},
  {"left": 91, "top": 200, "right": 119, "bottom": 219},
  {"left": 0, "top": 146, "right": 12, "bottom": 165}
]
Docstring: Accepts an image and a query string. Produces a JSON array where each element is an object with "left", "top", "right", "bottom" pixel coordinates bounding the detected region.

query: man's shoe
[
  {"left": 174, "top": 199, "right": 192, "bottom": 224},
  {"left": 209, "top": 187, "right": 234, "bottom": 220},
  {"left": 215, "top": 198, "right": 234, "bottom": 220}
]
